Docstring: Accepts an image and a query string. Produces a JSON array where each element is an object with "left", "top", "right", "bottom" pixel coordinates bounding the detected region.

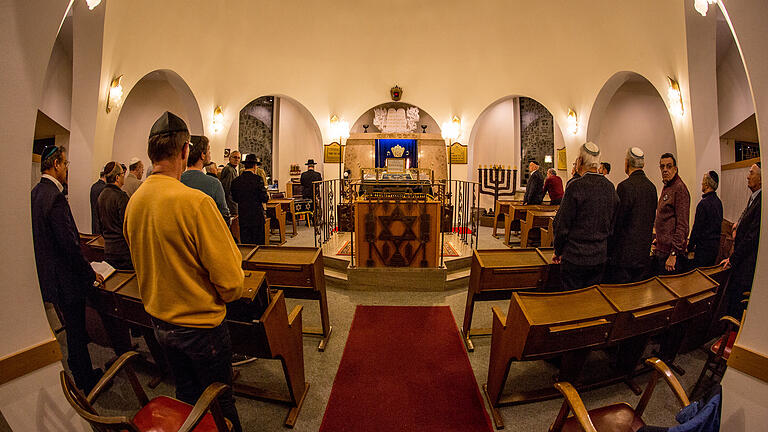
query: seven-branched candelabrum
[{"left": 478, "top": 165, "right": 517, "bottom": 213}]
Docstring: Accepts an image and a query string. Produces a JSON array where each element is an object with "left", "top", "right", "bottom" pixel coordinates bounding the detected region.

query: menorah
[{"left": 478, "top": 165, "right": 518, "bottom": 212}]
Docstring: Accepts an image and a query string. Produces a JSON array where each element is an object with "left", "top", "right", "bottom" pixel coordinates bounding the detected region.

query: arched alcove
[
  {"left": 468, "top": 95, "right": 565, "bottom": 209},
  {"left": 224, "top": 94, "right": 323, "bottom": 186},
  {"left": 350, "top": 102, "right": 441, "bottom": 135},
  {"left": 112, "top": 69, "right": 203, "bottom": 172},
  {"left": 587, "top": 71, "right": 676, "bottom": 191}
]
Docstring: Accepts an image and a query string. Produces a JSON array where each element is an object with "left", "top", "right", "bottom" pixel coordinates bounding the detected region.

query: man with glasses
[
  {"left": 652, "top": 152, "right": 690, "bottom": 275},
  {"left": 219, "top": 150, "right": 241, "bottom": 218},
  {"left": 31, "top": 145, "right": 105, "bottom": 393}
]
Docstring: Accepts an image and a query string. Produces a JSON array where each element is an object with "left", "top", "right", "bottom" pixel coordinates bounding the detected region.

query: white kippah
[
  {"left": 630, "top": 147, "right": 644, "bottom": 158},
  {"left": 129, "top": 157, "right": 141, "bottom": 165},
  {"left": 583, "top": 141, "right": 599, "bottom": 156}
]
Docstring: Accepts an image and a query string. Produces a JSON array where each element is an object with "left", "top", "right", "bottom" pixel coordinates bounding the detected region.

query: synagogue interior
[{"left": 3, "top": 0, "right": 768, "bottom": 431}]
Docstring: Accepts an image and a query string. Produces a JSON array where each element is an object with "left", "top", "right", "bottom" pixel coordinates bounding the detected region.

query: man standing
[
  {"left": 722, "top": 162, "right": 761, "bottom": 318},
  {"left": 688, "top": 171, "right": 723, "bottom": 269},
  {"left": 652, "top": 153, "right": 690, "bottom": 275},
  {"left": 542, "top": 168, "right": 564, "bottom": 205},
  {"left": 231, "top": 154, "right": 270, "bottom": 245},
  {"left": 300, "top": 159, "right": 322, "bottom": 200},
  {"left": 607, "top": 147, "right": 658, "bottom": 283},
  {"left": 181, "top": 135, "right": 230, "bottom": 221},
  {"left": 97, "top": 161, "right": 133, "bottom": 270},
  {"left": 219, "top": 150, "right": 241, "bottom": 217},
  {"left": 122, "top": 156, "right": 144, "bottom": 197},
  {"left": 599, "top": 162, "right": 611, "bottom": 177},
  {"left": 32, "top": 145, "right": 104, "bottom": 392},
  {"left": 566, "top": 161, "right": 581, "bottom": 189},
  {"left": 89, "top": 169, "right": 106, "bottom": 234},
  {"left": 524, "top": 160, "right": 545, "bottom": 205},
  {"left": 255, "top": 157, "right": 268, "bottom": 186},
  {"left": 124, "top": 112, "right": 244, "bottom": 431},
  {"left": 553, "top": 142, "right": 619, "bottom": 290}
]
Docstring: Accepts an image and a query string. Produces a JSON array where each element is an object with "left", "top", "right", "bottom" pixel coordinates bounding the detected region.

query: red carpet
[{"left": 319, "top": 306, "right": 493, "bottom": 432}]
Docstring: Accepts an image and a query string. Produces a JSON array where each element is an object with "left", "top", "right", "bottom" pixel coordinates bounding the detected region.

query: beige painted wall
[
  {"left": 276, "top": 96, "right": 324, "bottom": 185},
  {"left": 717, "top": 36, "right": 754, "bottom": 135},
  {"left": 39, "top": 24, "right": 72, "bottom": 131}
]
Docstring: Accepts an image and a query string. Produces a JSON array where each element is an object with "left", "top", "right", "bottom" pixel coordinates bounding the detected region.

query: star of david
[{"left": 378, "top": 206, "right": 417, "bottom": 242}]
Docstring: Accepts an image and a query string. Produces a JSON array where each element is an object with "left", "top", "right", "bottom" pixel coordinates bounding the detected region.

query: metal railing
[
  {"left": 446, "top": 179, "right": 481, "bottom": 251},
  {"left": 313, "top": 179, "right": 339, "bottom": 247}
]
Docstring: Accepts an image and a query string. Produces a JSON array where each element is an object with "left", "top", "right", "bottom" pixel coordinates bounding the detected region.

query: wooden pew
[
  {"left": 266, "top": 202, "right": 287, "bottom": 245},
  {"left": 462, "top": 249, "right": 550, "bottom": 351},
  {"left": 242, "top": 246, "right": 333, "bottom": 351},
  {"left": 536, "top": 247, "right": 561, "bottom": 291},
  {"left": 484, "top": 287, "right": 618, "bottom": 428},
  {"left": 79, "top": 234, "right": 105, "bottom": 262},
  {"left": 503, "top": 204, "right": 541, "bottom": 245},
  {"left": 539, "top": 217, "right": 554, "bottom": 247},
  {"left": 95, "top": 270, "right": 309, "bottom": 427},
  {"left": 520, "top": 209, "right": 557, "bottom": 248},
  {"left": 492, "top": 200, "right": 521, "bottom": 238}
]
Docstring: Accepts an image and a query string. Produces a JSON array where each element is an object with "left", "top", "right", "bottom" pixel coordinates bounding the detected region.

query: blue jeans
[{"left": 152, "top": 318, "right": 242, "bottom": 432}]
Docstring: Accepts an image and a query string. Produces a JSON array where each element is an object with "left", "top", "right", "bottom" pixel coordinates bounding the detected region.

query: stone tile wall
[
  {"left": 239, "top": 96, "right": 274, "bottom": 178},
  {"left": 519, "top": 97, "right": 554, "bottom": 185}
]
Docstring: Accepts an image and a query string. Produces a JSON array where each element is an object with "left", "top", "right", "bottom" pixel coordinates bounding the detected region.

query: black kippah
[
  {"left": 149, "top": 111, "right": 189, "bottom": 138},
  {"left": 41, "top": 145, "right": 59, "bottom": 162}
]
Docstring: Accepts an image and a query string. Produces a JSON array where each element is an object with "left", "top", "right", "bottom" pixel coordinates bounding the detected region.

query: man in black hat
[
  {"left": 124, "top": 112, "right": 245, "bottom": 431},
  {"left": 31, "top": 145, "right": 105, "bottom": 392},
  {"left": 300, "top": 158, "right": 322, "bottom": 200},
  {"left": 231, "top": 154, "right": 270, "bottom": 245},
  {"left": 687, "top": 170, "right": 723, "bottom": 269},
  {"left": 523, "top": 160, "right": 545, "bottom": 205}
]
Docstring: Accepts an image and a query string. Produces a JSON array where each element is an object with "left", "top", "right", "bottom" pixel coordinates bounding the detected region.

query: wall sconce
[
  {"left": 566, "top": 108, "right": 579, "bottom": 135},
  {"left": 667, "top": 77, "right": 684, "bottom": 118},
  {"left": 85, "top": 0, "right": 102, "bottom": 10},
  {"left": 694, "top": 0, "right": 718, "bottom": 16},
  {"left": 441, "top": 116, "right": 461, "bottom": 141},
  {"left": 329, "top": 115, "right": 350, "bottom": 140},
  {"left": 105, "top": 75, "right": 123, "bottom": 113},
  {"left": 211, "top": 106, "right": 224, "bottom": 134},
  {"left": 544, "top": 155, "right": 553, "bottom": 164}
]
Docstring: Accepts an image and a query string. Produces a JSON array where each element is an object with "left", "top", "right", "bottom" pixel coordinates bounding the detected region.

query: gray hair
[
  {"left": 547, "top": 168, "right": 557, "bottom": 176},
  {"left": 703, "top": 173, "right": 718, "bottom": 191},
  {"left": 626, "top": 147, "right": 645, "bottom": 169},
  {"left": 580, "top": 142, "right": 600, "bottom": 170}
]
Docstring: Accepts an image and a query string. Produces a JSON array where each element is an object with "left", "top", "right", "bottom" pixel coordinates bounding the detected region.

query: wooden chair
[
  {"left": 60, "top": 351, "right": 233, "bottom": 432},
  {"left": 691, "top": 315, "right": 741, "bottom": 398},
  {"left": 549, "top": 358, "right": 690, "bottom": 432},
  {"left": 294, "top": 199, "right": 313, "bottom": 227}
]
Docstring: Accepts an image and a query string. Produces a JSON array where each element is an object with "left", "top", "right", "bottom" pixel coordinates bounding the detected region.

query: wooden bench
[
  {"left": 491, "top": 200, "right": 521, "bottom": 238},
  {"left": 242, "top": 246, "right": 333, "bottom": 351},
  {"left": 520, "top": 209, "right": 557, "bottom": 248},
  {"left": 503, "top": 204, "right": 540, "bottom": 245}
]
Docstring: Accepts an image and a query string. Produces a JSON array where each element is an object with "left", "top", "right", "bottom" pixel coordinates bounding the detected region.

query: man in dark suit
[
  {"left": 89, "top": 169, "right": 106, "bottom": 234},
  {"left": 722, "top": 162, "right": 761, "bottom": 318},
  {"left": 608, "top": 147, "right": 658, "bottom": 283},
  {"left": 31, "top": 145, "right": 104, "bottom": 392},
  {"left": 688, "top": 171, "right": 723, "bottom": 269},
  {"left": 231, "top": 153, "right": 270, "bottom": 244},
  {"left": 300, "top": 159, "right": 322, "bottom": 200},
  {"left": 553, "top": 142, "right": 619, "bottom": 290},
  {"left": 524, "top": 160, "right": 545, "bottom": 205}
]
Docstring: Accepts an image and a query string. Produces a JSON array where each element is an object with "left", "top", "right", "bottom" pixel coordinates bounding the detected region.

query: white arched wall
[
  {"left": 587, "top": 73, "right": 677, "bottom": 191},
  {"left": 223, "top": 95, "right": 323, "bottom": 184},
  {"left": 112, "top": 69, "right": 203, "bottom": 178}
]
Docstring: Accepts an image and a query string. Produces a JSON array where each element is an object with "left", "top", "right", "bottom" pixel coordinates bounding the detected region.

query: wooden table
[
  {"left": 269, "top": 198, "right": 297, "bottom": 236},
  {"left": 462, "top": 248, "right": 550, "bottom": 351},
  {"left": 242, "top": 246, "right": 333, "bottom": 351}
]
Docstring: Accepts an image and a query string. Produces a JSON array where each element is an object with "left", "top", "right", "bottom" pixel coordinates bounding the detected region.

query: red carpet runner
[{"left": 319, "top": 306, "right": 493, "bottom": 432}]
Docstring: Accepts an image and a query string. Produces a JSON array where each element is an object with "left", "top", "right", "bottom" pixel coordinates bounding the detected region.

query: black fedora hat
[{"left": 305, "top": 159, "right": 317, "bottom": 166}]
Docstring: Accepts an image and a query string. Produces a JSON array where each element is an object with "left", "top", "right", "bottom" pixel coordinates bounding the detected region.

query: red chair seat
[
  {"left": 132, "top": 396, "right": 227, "bottom": 432},
  {"left": 561, "top": 403, "right": 645, "bottom": 432},
  {"left": 710, "top": 331, "right": 737, "bottom": 359}
]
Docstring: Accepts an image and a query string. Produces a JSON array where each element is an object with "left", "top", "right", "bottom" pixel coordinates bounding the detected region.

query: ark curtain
[{"left": 375, "top": 139, "right": 418, "bottom": 169}]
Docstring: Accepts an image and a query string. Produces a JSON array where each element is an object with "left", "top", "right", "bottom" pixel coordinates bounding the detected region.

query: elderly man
[
  {"left": 607, "top": 147, "right": 658, "bottom": 283},
  {"left": 32, "top": 145, "right": 105, "bottom": 392},
  {"left": 219, "top": 150, "right": 241, "bottom": 217},
  {"left": 722, "top": 162, "right": 761, "bottom": 318},
  {"left": 688, "top": 171, "right": 723, "bottom": 269},
  {"left": 553, "top": 142, "right": 619, "bottom": 290},
  {"left": 566, "top": 160, "right": 581, "bottom": 189},
  {"left": 181, "top": 135, "right": 230, "bottom": 221},
  {"left": 89, "top": 169, "right": 106, "bottom": 234},
  {"left": 124, "top": 112, "right": 245, "bottom": 431},
  {"left": 122, "top": 157, "right": 144, "bottom": 197},
  {"left": 543, "top": 168, "right": 564, "bottom": 205},
  {"left": 231, "top": 154, "right": 269, "bottom": 245},
  {"left": 524, "top": 160, "right": 545, "bottom": 205},
  {"left": 97, "top": 161, "right": 132, "bottom": 270},
  {"left": 652, "top": 153, "right": 690, "bottom": 275}
]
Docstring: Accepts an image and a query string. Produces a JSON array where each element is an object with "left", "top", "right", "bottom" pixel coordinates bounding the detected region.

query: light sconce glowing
[
  {"left": 329, "top": 115, "right": 350, "bottom": 140},
  {"left": 694, "top": 0, "right": 718, "bottom": 17},
  {"left": 566, "top": 108, "right": 579, "bottom": 135},
  {"left": 86, "top": 0, "right": 102, "bottom": 10},
  {"left": 667, "top": 77, "right": 684, "bottom": 118},
  {"left": 544, "top": 155, "right": 553, "bottom": 164},
  {"left": 441, "top": 116, "right": 461, "bottom": 141},
  {"left": 105, "top": 75, "right": 123, "bottom": 113},
  {"left": 211, "top": 106, "right": 224, "bottom": 134}
]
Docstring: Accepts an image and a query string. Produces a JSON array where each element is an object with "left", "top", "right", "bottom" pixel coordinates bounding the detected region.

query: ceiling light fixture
[
  {"left": 694, "top": 0, "right": 718, "bottom": 17},
  {"left": 85, "top": 0, "right": 102, "bottom": 10}
]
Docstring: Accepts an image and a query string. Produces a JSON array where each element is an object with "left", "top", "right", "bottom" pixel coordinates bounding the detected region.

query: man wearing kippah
[
  {"left": 607, "top": 147, "right": 658, "bottom": 283},
  {"left": 552, "top": 142, "right": 619, "bottom": 290},
  {"left": 523, "top": 159, "right": 545, "bottom": 205},
  {"left": 122, "top": 156, "right": 144, "bottom": 197},
  {"left": 652, "top": 152, "right": 691, "bottom": 275},
  {"left": 97, "top": 161, "right": 132, "bottom": 270},
  {"left": 31, "top": 145, "right": 105, "bottom": 393},
  {"left": 687, "top": 170, "right": 723, "bottom": 269},
  {"left": 124, "top": 112, "right": 244, "bottom": 431}
]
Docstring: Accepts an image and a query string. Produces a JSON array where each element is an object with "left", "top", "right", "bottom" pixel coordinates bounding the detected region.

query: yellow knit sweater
[{"left": 124, "top": 174, "right": 244, "bottom": 328}]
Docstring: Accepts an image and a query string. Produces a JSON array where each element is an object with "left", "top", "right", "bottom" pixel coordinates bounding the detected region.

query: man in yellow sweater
[{"left": 124, "top": 112, "right": 244, "bottom": 432}]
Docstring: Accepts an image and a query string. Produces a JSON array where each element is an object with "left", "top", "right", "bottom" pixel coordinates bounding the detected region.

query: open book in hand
[{"left": 90, "top": 261, "right": 116, "bottom": 284}]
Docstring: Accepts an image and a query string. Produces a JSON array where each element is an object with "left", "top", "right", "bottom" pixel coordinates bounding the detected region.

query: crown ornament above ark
[
  {"left": 391, "top": 144, "right": 405, "bottom": 158},
  {"left": 390, "top": 85, "right": 403, "bottom": 101}
]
